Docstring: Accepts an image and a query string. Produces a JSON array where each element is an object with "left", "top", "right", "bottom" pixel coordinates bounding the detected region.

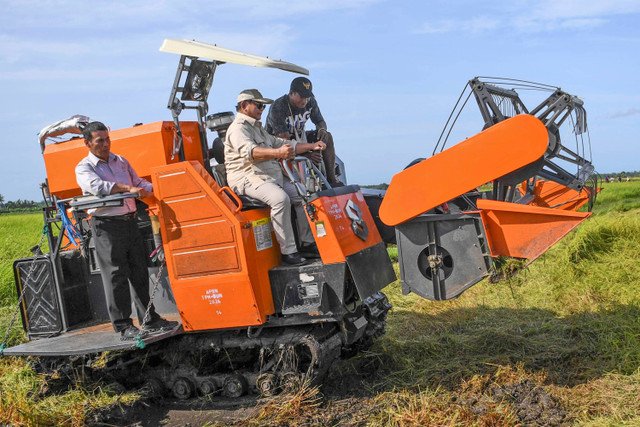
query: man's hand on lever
[
  {"left": 277, "top": 143, "right": 295, "bottom": 159},
  {"left": 110, "top": 183, "right": 152, "bottom": 198}
]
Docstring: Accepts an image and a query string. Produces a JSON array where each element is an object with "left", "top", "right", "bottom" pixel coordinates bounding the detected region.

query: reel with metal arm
[{"left": 434, "top": 77, "right": 597, "bottom": 209}]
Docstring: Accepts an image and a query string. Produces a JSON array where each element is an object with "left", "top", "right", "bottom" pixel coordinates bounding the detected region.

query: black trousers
[{"left": 92, "top": 216, "right": 158, "bottom": 332}]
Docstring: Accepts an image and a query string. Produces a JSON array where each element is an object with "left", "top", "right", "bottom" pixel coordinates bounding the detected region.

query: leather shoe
[
  {"left": 120, "top": 325, "right": 146, "bottom": 341},
  {"left": 281, "top": 252, "right": 307, "bottom": 266},
  {"left": 299, "top": 243, "right": 320, "bottom": 258},
  {"left": 144, "top": 317, "right": 179, "bottom": 332}
]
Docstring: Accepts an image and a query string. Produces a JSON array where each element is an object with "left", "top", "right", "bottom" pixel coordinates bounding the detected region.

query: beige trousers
[{"left": 243, "top": 179, "right": 314, "bottom": 255}]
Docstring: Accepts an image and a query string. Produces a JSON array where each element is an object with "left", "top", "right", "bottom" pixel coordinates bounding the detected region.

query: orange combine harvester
[{"left": 2, "top": 40, "right": 598, "bottom": 399}]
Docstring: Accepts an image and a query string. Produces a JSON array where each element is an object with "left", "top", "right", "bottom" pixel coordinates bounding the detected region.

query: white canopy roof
[{"left": 159, "top": 39, "right": 309, "bottom": 75}]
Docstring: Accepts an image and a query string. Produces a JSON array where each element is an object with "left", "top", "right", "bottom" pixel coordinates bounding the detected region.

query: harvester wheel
[
  {"left": 279, "top": 371, "right": 302, "bottom": 393},
  {"left": 199, "top": 379, "right": 217, "bottom": 396},
  {"left": 256, "top": 373, "right": 279, "bottom": 397},
  {"left": 172, "top": 377, "right": 195, "bottom": 400},
  {"left": 223, "top": 374, "right": 248, "bottom": 398},
  {"left": 142, "top": 378, "right": 165, "bottom": 397}
]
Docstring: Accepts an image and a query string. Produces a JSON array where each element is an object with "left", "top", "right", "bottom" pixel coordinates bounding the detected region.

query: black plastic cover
[
  {"left": 345, "top": 241, "right": 397, "bottom": 299},
  {"left": 13, "top": 255, "right": 62, "bottom": 337},
  {"left": 269, "top": 260, "right": 347, "bottom": 315}
]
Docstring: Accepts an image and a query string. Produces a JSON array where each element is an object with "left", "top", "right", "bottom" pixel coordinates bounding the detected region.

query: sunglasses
[{"left": 250, "top": 101, "right": 266, "bottom": 110}]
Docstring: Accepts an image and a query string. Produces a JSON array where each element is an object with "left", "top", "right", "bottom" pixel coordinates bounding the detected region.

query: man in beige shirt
[{"left": 225, "top": 89, "right": 326, "bottom": 265}]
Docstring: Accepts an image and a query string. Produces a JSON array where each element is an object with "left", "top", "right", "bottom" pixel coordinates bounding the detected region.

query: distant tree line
[
  {"left": 601, "top": 171, "right": 640, "bottom": 178},
  {"left": 362, "top": 183, "right": 389, "bottom": 190},
  {"left": 0, "top": 194, "right": 45, "bottom": 213}
]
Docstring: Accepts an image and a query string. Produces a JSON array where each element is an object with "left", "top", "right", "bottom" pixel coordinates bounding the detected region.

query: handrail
[{"left": 219, "top": 186, "right": 243, "bottom": 213}]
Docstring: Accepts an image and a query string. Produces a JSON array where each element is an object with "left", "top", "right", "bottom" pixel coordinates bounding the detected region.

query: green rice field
[{"left": 1, "top": 178, "right": 640, "bottom": 426}]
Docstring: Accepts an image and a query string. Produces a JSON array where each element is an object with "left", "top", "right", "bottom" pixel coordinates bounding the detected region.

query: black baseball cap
[{"left": 290, "top": 77, "right": 313, "bottom": 98}]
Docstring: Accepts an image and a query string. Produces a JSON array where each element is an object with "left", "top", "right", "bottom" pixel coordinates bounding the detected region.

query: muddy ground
[{"left": 89, "top": 359, "right": 568, "bottom": 426}]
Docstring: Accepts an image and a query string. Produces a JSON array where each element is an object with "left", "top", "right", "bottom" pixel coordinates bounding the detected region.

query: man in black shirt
[{"left": 265, "top": 77, "right": 340, "bottom": 185}]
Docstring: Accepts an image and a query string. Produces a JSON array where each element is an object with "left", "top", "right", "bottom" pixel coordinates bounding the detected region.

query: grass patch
[
  {"left": 2, "top": 183, "right": 640, "bottom": 425},
  {"left": 589, "top": 180, "right": 640, "bottom": 213},
  {"left": 0, "top": 213, "right": 49, "bottom": 306},
  {"left": 0, "top": 358, "right": 140, "bottom": 426}
]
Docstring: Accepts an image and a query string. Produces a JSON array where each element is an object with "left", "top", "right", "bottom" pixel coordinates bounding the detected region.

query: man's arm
[
  {"left": 315, "top": 120, "right": 328, "bottom": 132},
  {"left": 228, "top": 124, "right": 295, "bottom": 161},
  {"left": 295, "top": 141, "right": 326, "bottom": 154},
  {"left": 75, "top": 160, "right": 150, "bottom": 198},
  {"left": 124, "top": 158, "right": 153, "bottom": 197},
  {"left": 252, "top": 144, "right": 295, "bottom": 161},
  {"left": 109, "top": 183, "right": 151, "bottom": 198},
  {"left": 308, "top": 97, "right": 328, "bottom": 142},
  {"left": 265, "top": 96, "right": 290, "bottom": 137},
  {"left": 309, "top": 98, "right": 326, "bottom": 132}
]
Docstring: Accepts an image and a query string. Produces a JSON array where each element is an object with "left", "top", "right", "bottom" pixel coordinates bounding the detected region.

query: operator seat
[
  {"left": 211, "top": 164, "right": 267, "bottom": 211},
  {"left": 211, "top": 137, "right": 225, "bottom": 164},
  {"left": 206, "top": 113, "right": 267, "bottom": 211}
]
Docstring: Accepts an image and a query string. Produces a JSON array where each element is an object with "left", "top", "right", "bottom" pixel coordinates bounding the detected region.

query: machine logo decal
[{"left": 345, "top": 200, "right": 369, "bottom": 241}]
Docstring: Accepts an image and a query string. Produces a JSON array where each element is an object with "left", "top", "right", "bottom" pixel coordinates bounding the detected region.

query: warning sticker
[
  {"left": 252, "top": 217, "right": 273, "bottom": 251},
  {"left": 316, "top": 221, "right": 327, "bottom": 237},
  {"left": 301, "top": 283, "right": 319, "bottom": 298}
]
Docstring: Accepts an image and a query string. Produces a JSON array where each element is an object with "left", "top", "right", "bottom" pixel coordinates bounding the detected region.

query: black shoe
[
  {"left": 330, "top": 180, "right": 345, "bottom": 187},
  {"left": 120, "top": 325, "right": 146, "bottom": 341},
  {"left": 299, "top": 243, "right": 320, "bottom": 258},
  {"left": 144, "top": 317, "right": 179, "bottom": 332},
  {"left": 281, "top": 252, "right": 307, "bottom": 266}
]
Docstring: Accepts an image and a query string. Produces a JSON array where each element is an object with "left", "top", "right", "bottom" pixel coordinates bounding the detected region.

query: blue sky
[{"left": 1, "top": 0, "right": 639, "bottom": 201}]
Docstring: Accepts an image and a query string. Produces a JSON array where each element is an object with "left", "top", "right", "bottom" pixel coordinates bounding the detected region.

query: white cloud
[
  {"left": 558, "top": 18, "right": 607, "bottom": 29},
  {"left": 610, "top": 108, "right": 640, "bottom": 119},
  {"left": 303, "top": 60, "right": 356, "bottom": 69},
  {"left": 0, "top": 36, "right": 90, "bottom": 64},
  {"left": 0, "top": 0, "right": 384, "bottom": 30},
  {"left": 414, "top": 17, "right": 499, "bottom": 34},
  {"left": 414, "top": 0, "right": 640, "bottom": 34},
  {"left": 414, "top": 20, "right": 455, "bottom": 34},
  {"left": 216, "top": 0, "right": 384, "bottom": 19},
  {"left": 0, "top": 68, "right": 150, "bottom": 81},
  {"left": 0, "top": 24, "right": 297, "bottom": 72},
  {"left": 531, "top": 0, "right": 640, "bottom": 21},
  {"left": 0, "top": 0, "right": 377, "bottom": 65},
  {"left": 174, "top": 25, "right": 296, "bottom": 60}
]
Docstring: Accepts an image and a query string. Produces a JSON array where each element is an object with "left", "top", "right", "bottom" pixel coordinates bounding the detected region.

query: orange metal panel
[
  {"left": 518, "top": 180, "right": 595, "bottom": 211},
  {"left": 169, "top": 220, "right": 235, "bottom": 250},
  {"left": 151, "top": 161, "right": 279, "bottom": 332},
  {"left": 477, "top": 199, "right": 591, "bottom": 260},
  {"left": 173, "top": 246, "right": 240, "bottom": 277},
  {"left": 163, "top": 195, "right": 223, "bottom": 223},
  {"left": 43, "top": 121, "right": 203, "bottom": 199},
  {"left": 379, "top": 115, "right": 549, "bottom": 226},
  {"left": 308, "top": 189, "right": 383, "bottom": 264}
]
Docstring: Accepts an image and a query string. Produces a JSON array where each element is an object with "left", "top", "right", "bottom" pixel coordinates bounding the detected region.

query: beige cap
[{"left": 236, "top": 89, "right": 274, "bottom": 104}]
